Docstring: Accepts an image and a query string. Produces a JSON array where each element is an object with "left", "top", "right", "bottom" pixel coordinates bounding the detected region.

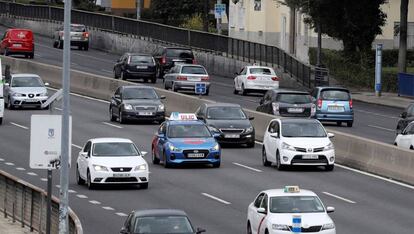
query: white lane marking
[
  {"left": 367, "top": 125, "right": 395, "bottom": 132},
  {"left": 71, "top": 63, "right": 78, "bottom": 66},
  {"left": 5, "top": 162, "right": 15, "bottom": 166},
  {"left": 322, "top": 192, "right": 356, "bottom": 204},
  {"left": 115, "top": 212, "right": 128, "bottom": 217},
  {"left": 35, "top": 53, "right": 42, "bottom": 58},
  {"left": 233, "top": 162, "right": 262, "bottom": 172},
  {"left": 102, "top": 206, "right": 115, "bottom": 211},
  {"left": 201, "top": 193, "right": 231, "bottom": 205},
  {"left": 101, "top": 69, "right": 113, "bottom": 73},
  {"left": 0, "top": 158, "right": 4, "bottom": 161},
  {"left": 27, "top": 172, "right": 37, "bottom": 176},
  {"left": 76, "top": 194, "right": 88, "bottom": 199},
  {"left": 54, "top": 107, "right": 63, "bottom": 111},
  {"left": 209, "top": 81, "right": 234, "bottom": 88},
  {"left": 68, "top": 190, "right": 77, "bottom": 193},
  {"left": 355, "top": 109, "right": 398, "bottom": 119},
  {"left": 89, "top": 200, "right": 101, "bottom": 205},
  {"left": 102, "top": 122, "right": 123, "bottom": 129},
  {"left": 10, "top": 122, "right": 29, "bottom": 130},
  {"left": 48, "top": 87, "right": 110, "bottom": 104},
  {"left": 336, "top": 164, "right": 414, "bottom": 190},
  {"left": 72, "top": 144, "right": 83, "bottom": 149},
  {"left": 72, "top": 52, "right": 114, "bottom": 64},
  {"left": 16, "top": 167, "right": 25, "bottom": 171},
  {"left": 41, "top": 178, "right": 48, "bottom": 182}
]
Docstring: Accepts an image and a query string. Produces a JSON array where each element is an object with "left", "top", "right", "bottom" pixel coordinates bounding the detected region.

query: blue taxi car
[{"left": 151, "top": 113, "right": 221, "bottom": 168}]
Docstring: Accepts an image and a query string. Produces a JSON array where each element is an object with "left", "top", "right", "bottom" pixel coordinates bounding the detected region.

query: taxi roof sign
[
  {"left": 169, "top": 112, "right": 197, "bottom": 121},
  {"left": 284, "top": 186, "right": 300, "bottom": 193}
]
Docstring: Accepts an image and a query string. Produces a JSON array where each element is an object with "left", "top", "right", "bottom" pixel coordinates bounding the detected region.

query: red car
[{"left": 1, "top": 28, "right": 34, "bottom": 59}]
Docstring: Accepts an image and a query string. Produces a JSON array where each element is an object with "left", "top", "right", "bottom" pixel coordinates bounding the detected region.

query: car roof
[
  {"left": 204, "top": 102, "right": 242, "bottom": 108},
  {"left": 277, "top": 118, "right": 321, "bottom": 124},
  {"left": 168, "top": 120, "right": 205, "bottom": 126},
  {"left": 70, "top": 24, "right": 85, "bottom": 27},
  {"left": 269, "top": 89, "right": 309, "bottom": 94},
  {"left": 133, "top": 209, "right": 188, "bottom": 217},
  {"left": 11, "top": 74, "right": 40, "bottom": 78},
  {"left": 246, "top": 66, "right": 274, "bottom": 69},
  {"left": 125, "top": 53, "right": 153, "bottom": 57},
  {"left": 316, "top": 86, "right": 350, "bottom": 91},
  {"left": 8, "top": 28, "right": 32, "bottom": 32},
  {"left": 122, "top": 85, "right": 154, "bottom": 90},
  {"left": 89, "top": 138, "right": 133, "bottom": 144},
  {"left": 164, "top": 47, "right": 192, "bottom": 50},
  {"left": 176, "top": 64, "right": 205, "bottom": 68},
  {"left": 264, "top": 188, "right": 318, "bottom": 197}
]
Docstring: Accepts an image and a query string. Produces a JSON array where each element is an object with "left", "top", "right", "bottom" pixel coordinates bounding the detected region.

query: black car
[
  {"left": 196, "top": 103, "right": 255, "bottom": 147},
  {"left": 120, "top": 209, "right": 205, "bottom": 234},
  {"left": 396, "top": 103, "right": 414, "bottom": 135},
  {"left": 256, "top": 89, "right": 315, "bottom": 117},
  {"left": 114, "top": 53, "right": 157, "bottom": 83},
  {"left": 153, "top": 47, "right": 195, "bottom": 78},
  {"left": 109, "top": 86, "right": 166, "bottom": 124}
]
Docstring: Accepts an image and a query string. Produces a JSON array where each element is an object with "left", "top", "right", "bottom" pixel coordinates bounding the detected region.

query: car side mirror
[
  {"left": 4, "top": 82, "right": 9, "bottom": 86},
  {"left": 141, "top": 151, "right": 148, "bottom": 156},
  {"left": 248, "top": 116, "right": 254, "bottom": 120},
  {"left": 44, "top": 82, "right": 50, "bottom": 86},
  {"left": 114, "top": 94, "right": 121, "bottom": 99},
  {"left": 119, "top": 227, "right": 129, "bottom": 234},
  {"left": 160, "top": 95, "right": 166, "bottom": 100},
  {"left": 197, "top": 115, "right": 204, "bottom": 120},
  {"left": 327, "top": 133, "right": 335, "bottom": 138},
  {"left": 401, "top": 112, "right": 408, "bottom": 118},
  {"left": 234, "top": 72, "right": 239, "bottom": 75},
  {"left": 257, "top": 207, "right": 267, "bottom": 214},
  {"left": 270, "top": 132, "right": 279, "bottom": 138},
  {"left": 158, "top": 133, "right": 165, "bottom": 138},
  {"left": 213, "top": 132, "right": 221, "bottom": 138},
  {"left": 80, "top": 152, "right": 88, "bottom": 158},
  {"left": 326, "top": 206, "right": 335, "bottom": 213},
  {"left": 196, "top": 227, "right": 206, "bottom": 234}
]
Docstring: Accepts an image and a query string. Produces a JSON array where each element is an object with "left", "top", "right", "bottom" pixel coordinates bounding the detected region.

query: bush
[{"left": 180, "top": 14, "right": 204, "bottom": 31}]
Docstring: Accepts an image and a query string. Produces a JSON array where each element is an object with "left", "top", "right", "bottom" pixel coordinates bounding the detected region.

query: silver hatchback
[
  {"left": 3, "top": 74, "right": 49, "bottom": 109},
  {"left": 163, "top": 64, "right": 211, "bottom": 95}
]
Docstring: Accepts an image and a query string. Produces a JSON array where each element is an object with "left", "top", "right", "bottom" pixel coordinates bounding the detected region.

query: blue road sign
[
  {"left": 195, "top": 83, "right": 207, "bottom": 95},
  {"left": 292, "top": 215, "right": 301, "bottom": 233}
]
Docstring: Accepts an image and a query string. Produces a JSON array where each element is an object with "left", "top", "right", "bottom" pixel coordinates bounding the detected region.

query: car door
[
  {"left": 264, "top": 121, "right": 279, "bottom": 162},
  {"left": 0, "top": 31, "right": 8, "bottom": 52},
  {"left": 237, "top": 67, "right": 247, "bottom": 89},
  {"left": 79, "top": 141, "right": 91, "bottom": 178},
  {"left": 399, "top": 123, "right": 414, "bottom": 149},
  {"left": 155, "top": 123, "right": 167, "bottom": 158},
  {"left": 249, "top": 192, "right": 265, "bottom": 233},
  {"left": 114, "top": 55, "right": 124, "bottom": 76},
  {"left": 258, "top": 194, "right": 269, "bottom": 234},
  {"left": 195, "top": 104, "right": 207, "bottom": 122},
  {"left": 165, "top": 66, "right": 178, "bottom": 87},
  {"left": 111, "top": 87, "right": 122, "bottom": 116},
  {"left": 4, "top": 76, "right": 12, "bottom": 103}
]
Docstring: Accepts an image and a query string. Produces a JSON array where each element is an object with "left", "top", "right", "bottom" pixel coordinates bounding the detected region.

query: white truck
[{"left": 0, "top": 58, "right": 4, "bottom": 125}]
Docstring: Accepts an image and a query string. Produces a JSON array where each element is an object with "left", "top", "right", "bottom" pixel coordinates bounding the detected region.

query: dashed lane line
[
  {"left": 16, "top": 167, "right": 25, "bottom": 171},
  {"left": 89, "top": 200, "right": 101, "bottom": 205},
  {"left": 201, "top": 193, "right": 231, "bottom": 205},
  {"left": 102, "top": 206, "right": 115, "bottom": 211},
  {"left": 5, "top": 162, "right": 15, "bottom": 166},
  {"left": 367, "top": 125, "right": 395, "bottom": 132},
  {"left": 76, "top": 194, "right": 88, "bottom": 199},
  {"left": 115, "top": 212, "right": 128, "bottom": 217},
  {"left": 322, "top": 192, "right": 356, "bottom": 204},
  {"left": 72, "top": 144, "right": 83, "bottom": 149},
  {"left": 102, "top": 122, "right": 123, "bottom": 129},
  {"left": 27, "top": 172, "right": 38, "bottom": 176},
  {"left": 233, "top": 162, "right": 262, "bottom": 172},
  {"left": 10, "top": 122, "right": 29, "bottom": 130}
]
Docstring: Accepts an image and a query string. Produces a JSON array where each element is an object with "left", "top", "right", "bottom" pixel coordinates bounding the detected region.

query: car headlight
[
  {"left": 93, "top": 165, "right": 108, "bottom": 171},
  {"left": 321, "top": 223, "right": 335, "bottom": 230},
  {"left": 211, "top": 143, "right": 220, "bottom": 151},
  {"left": 245, "top": 127, "right": 254, "bottom": 133},
  {"left": 281, "top": 142, "right": 296, "bottom": 151},
  {"left": 208, "top": 126, "right": 220, "bottom": 133},
  {"left": 13, "top": 93, "right": 24, "bottom": 97},
  {"left": 169, "top": 144, "right": 181, "bottom": 152},
  {"left": 324, "top": 143, "right": 334, "bottom": 151},
  {"left": 158, "top": 104, "right": 165, "bottom": 111},
  {"left": 134, "top": 164, "right": 147, "bottom": 171},
  {"left": 272, "top": 224, "right": 290, "bottom": 230},
  {"left": 124, "top": 104, "right": 133, "bottom": 110}
]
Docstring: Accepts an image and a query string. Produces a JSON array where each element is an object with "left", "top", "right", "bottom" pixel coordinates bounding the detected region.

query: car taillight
[
  {"left": 201, "top": 76, "right": 209, "bottom": 81},
  {"left": 271, "top": 76, "right": 279, "bottom": 81},
  {"left": 349, "top": 99, "right": 353, "bottom": 109},
  {"left": 177, "top": 76, "right": 187, "bottom": 80},
  {"left": 161, "top": 56, "right": 166, "bottom": 64},
  {"left": 247, "top": 76, "right": 256, "bottom": 80},
  {"left": 317, "top": 99, "right": 323, "bottom": 109},
  {"left": 83, "top": 32, "right": 89, "bottom": 38},
  {"left": 192, "top": 58, "right": 197, "bottom": 64}
]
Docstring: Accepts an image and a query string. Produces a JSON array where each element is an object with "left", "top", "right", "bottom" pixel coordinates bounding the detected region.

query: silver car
[
  {"left": 53, "top": 24, "right": 89, "bottom": 50},
  {"left": 3, "top": 74, "right": 49, "bottom": 109},
  {"left": 163, "top": 64, "right": 211, "bottom": 95}
]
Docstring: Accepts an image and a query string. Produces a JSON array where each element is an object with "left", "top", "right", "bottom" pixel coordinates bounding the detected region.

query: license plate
[
  {"left": 187, "top": 153, "right": 204, "bottom": 158},
  {"left": 136, "top": 66, "right": 148, "bottom": 69},
  {"left": 224, "top": 134, "right": 240, "bottom": 138},
  {"left": 187, "top": 77, "right": 201, "bottom": 81},
  {"left": 288, "top": 108, "right": 304, "bottom": 113},
  {"left": 72, "top": 36, "right": 81, "bottom": 40},
  {"left": 328, "top": 106, "right": 344, "bottom": 112},
  {"left": 138, "top": 112, "right": 153, "bottom": 116},
  {"left": 302, "top": 155, "right": 318, "bottom": 159},
  {"left": 25, "top": 99, "right": 37, "bottom": 102},
  {"left": 13, "top": 44, "right": 22, "bottom": 47},
  {"left": 113, "top": 173, "right": 130, "bottom": 177}
]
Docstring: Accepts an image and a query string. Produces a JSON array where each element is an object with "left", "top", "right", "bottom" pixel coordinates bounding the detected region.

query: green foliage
[
  {"left": 151, "top": 0, "right": 205, "bottom": 25},
  {"left": 180, "top": 14, "right": 204, "bottom": 31}
]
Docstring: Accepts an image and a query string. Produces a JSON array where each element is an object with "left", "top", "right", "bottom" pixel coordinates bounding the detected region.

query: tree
[
  {"left": 398, "top": 0, "right": 409, "bottom": 73},
  {"left": 151, "top": 0, "right": 205, "bottom": 25}
]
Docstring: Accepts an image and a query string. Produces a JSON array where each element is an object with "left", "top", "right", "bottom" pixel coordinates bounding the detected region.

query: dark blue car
[{"left": 310, "top": 87, "right": 354, "bottom": 127}]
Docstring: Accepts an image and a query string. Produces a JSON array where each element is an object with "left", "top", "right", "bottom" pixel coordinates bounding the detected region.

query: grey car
[
  {"left": 53, "top": 24, "right": 89, "bottom": 50},
  {"left": 163, "top": 64, "right": 211, "bottom": 95},
  {"left": 3, "top": 74, "right": 49, "bottom": 109}
]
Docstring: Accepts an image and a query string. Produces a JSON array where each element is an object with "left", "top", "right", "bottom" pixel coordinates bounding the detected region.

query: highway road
[{"left": 0, "top": 25, "right": 402, "bottom": 144}]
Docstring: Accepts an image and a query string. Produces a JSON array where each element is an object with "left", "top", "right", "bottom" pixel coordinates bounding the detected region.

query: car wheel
[
  {"left": 205, "top": 88, "right": 209, "bottom": 96},
  {"left": 247, "top": 141, "right": 255, "bottom": 148},
  {"left": 151, "top": 77, "right": 156, "bottom": 84},
  {"left": 4, "top": 48, "right": 9, "bottom": 56},
  {"left": 58, "top": 40, "right": 63, "bottom": 49},
  {"left": 163, "top": 151, "right": 170, "bottom": 168},
  {"left": 262, "top": 147, "right": 271, "bottom": 167},
  {"left": 347, "top": 121, "right": 353, "bottom": 127},
  {"left": 29, "top": 52, "right": 34, "bottom": 59},
  {"left": 0, "top": 117, "right": 3, "bottom": 125},
  {"left": 247, "top": 222, "right": 252, "bottom": 234},
  {"left": 109, "top": 107, "right": 116, "bottom": 122},
  {"left": 233, "top": 86, "right": 238, "bottom": 94},
  {"left": 212, "top": 162, "right": 221, "bottom": 168},
  {"left": 76, "top": 165, "right": 85, "bottom": 185},
  {"left": 140, "top": 182, "right": 149, "bottom": 189},
  {"left": 410, "top": 145, "right": 414, "bottom": 150},
  {"left": 53, "top": 41, "right": 58, "bottom": 48},
  {"left": 152, "top": 147, "right": 160, "bottom": 164},
  {"left": 143, "top": 78, "right": 148, "bottom": 83},
  {"left": 84, "top": 45, "right": 89, "bottom": 51},
  {"left": 241, "top": 84, "right": 247, "bottom": 96},
  {"left": 7, "top": 97, "right": 14, "bottom": 110},
  {"left": 78, "top": 45, "right": 82, "bottom": 50},
  {"left": 119, "top": 111, "right": 125, "bottom": 124},
  {"left": 120, "top": 71, "right": 126, "bottom": 80},
  {"left": 336, "top": 121, "right": 342, "bottom": 126},
  {"left": 172, "top": 83, "right": 178, "bottom": 92},
  {"left": 87, "top": 170, "right": 95, "bottom": 190},
  {"left": 276, "top": 151, "right": 284, "bottom": 171},
  {"left": 325, "top": 164, "right": 334, "bottom": 171}
]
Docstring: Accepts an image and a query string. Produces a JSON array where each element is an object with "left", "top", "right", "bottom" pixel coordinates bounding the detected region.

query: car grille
[
  {"left": 291, "top": 155, "right": 328, "bottom": 164},
  {"left": 294, "top": 147, "right": 307, "bottom": 152},
  {"left": 183, "top": 149, "right": 210, "bottom": 158},
  {"left": 105, "top": 177, "right": 138, "bottom": 182},
  {"left": 289, "top": 226, "right": 322, "bottom": 232},
  {"left": 313, "top": 147, "right": 324, "bottom": 152},
  {"left": 134, "top": 106, "right": 157, "bottom": 112},
  {"left": 27, "top": 93, "right": 35, "bottom": 98},
  {"left": 279, "top": 107, "right": 311, "bottom": 117},
  {"left": 219, "top": 128, "right": 244, "bottom": 134},
  {"left": 111, "top": 167, "right": 132, "bottom": 172},
  {"left": 294, "top": 147, "right": 325, "bottom": 153}
]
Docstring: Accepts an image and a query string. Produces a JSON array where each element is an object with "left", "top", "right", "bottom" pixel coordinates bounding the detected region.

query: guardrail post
[
  {"left": 3, "top": 177, "right": 7, "bottom": 218},
  {"left": 30, "top": 189, "right": 34, "bottom": 232},
  {"left": 13, "top": 180, "right": 17, "bottom": 223},
  {"left": 187, "top": 29, "right": 191, "bottom": 46},
  {"left": 111, "top": 16, "right": 115, "bottom": 32},
  {"left": 48, "top": 6, "right": 51, "bottom": 20},
  {"left": 21, "top": 187, "right": 25, "bottom": 228},
  {"left": 12, "top": 202, "right": 15, "bottom": 223}
]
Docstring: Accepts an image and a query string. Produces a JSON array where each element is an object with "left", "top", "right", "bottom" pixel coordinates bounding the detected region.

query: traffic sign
[
  {"left": 195, "top": 83, "right": 207, "bottom": 95},
  {"left": 292, "top": 215, "right": 301, "bottom": 233},
  {"left": 215, "top": 3, "right": 226, "bottom": 19}
]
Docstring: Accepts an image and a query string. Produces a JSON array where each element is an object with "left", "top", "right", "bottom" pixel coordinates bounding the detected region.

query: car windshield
[
  {"left": 92, "top": 142, "right": 140, "bottom": 157},
  {"left": 130, "top": 55, "right": 154, "bottom": 64},
  {"left": 277, "top": 93, "right": 311, "bottom": 104},
  {"left": 249, "top": 68, "right": 273, "bottom": 75},
  {"left": 70, "top": 25, "right": 85, "bottom": 32},
  {"left": 11, "top": 77, "right": 43, "bottom": 87},
  {"left": 166, "top": 49, "right": 193, "bottom": 58},
  {"left": 282, "top": 122, "right": 327, "bottom": 137},
  {"left": 123, "top": 88, "right": 158, "bottom": 100},
  {"left": 133, "top": 216, "right": 194, "bottom": 234},
  {"left": 181, "top": 66, "right": 206, "bottom": 75},
  {"left": 207, "top": 106, "right": 247, "bottom": 120},
  {"left": 168, "top": 124, "right": 212, "bottom": 138},
  {"left": 270, "top": 196, "right": 325, "bottom": 213},
  {"left": 321, "top": 90, "right": 350, "bottom": 101}
]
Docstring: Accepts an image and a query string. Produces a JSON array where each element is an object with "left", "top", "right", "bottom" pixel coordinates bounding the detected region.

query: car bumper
[
  {"left": 280, "top": 149, "right": 335, "bottom": 166},
  {"left": 10, "top": 96, "right": 48, "bottom": 107},
  {"left": 216, "top": 133, "right": 255, "bottom": 145},
  {"left": 270, "top": 229, "right": 335, "bottom": 234},
  {"left": 0, "top": 98, "right": 4, "bottom": 117},
  {"left": 90, "top": 170, "right": 149, "bottom": 184},
  {"left": 174, "top": 81, "right": 211, "bottom": 90},
  {"left": 7, "top": 47, "right": 34, "bottom": 54},
  {"left": 244, "top": 82, "right": 279, "bottom": 90},
  {"left": 316, "top": 112, "right": 354, "bottom": 121},
  {"left": 125, "top": 70, "right": 156, "bottom": 78},
  {"left": 70, "top": 40, "right": 89, "bottom": 46},
  {"left": 121, "top": 111, "right": 165, "bottom": 121},
  {"left": 166, "top": 150, "right": 221, "bottom": 165}
]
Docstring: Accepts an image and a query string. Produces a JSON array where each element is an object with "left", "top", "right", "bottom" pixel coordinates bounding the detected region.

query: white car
[
  {"left": 262, "top": 118, "right": 335, "bottom": 171},
  {"left": 234, "top": 65, "right": 279, "bottom": 96},
  {"left": 394, "top": 121, "right": 414, "bottom": 150},
  {"left": 247, "top": 186, "right": 336, "bottom": 234},
  {"left": 76, "top": 138, "right": 149, "bottom": 189}
]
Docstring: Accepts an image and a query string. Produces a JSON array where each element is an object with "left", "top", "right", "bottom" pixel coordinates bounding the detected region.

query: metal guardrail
[
  {"left": 0, "top": 170, "right": 83, "bottom": 234},
  {"left": 0, "top": 1, "right": 328, "bottom": 89}
]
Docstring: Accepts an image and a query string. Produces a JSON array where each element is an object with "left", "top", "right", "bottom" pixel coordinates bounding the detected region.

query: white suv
[{"left": 262, "top": 118, "right": 335, "bottom": 171}]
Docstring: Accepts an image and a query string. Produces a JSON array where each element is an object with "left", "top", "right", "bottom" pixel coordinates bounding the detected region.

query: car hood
[
  {"left": 205, "top": 119, "right": 252, "bottom": 129},
  {"left": 168, "top": 138, "right": 217, "bottom": 148},
  {"left": 268, "top": 212, "right": 333, "bottom": 227},
  {"left": 123, "top": 99, "right": 161, "bottom": 106},
  {"left": 282, "top": 137, "right": 331, "bottom": 148},
  {"left": 10, "top": 87, "right": 47, "bottom": 94},
  {"left": 89, "top": 156, "right": 147, "bottom": 168}
]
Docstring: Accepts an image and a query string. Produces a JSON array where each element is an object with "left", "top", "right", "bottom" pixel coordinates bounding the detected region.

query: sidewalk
[
  {"left": 351, "top": 92, "right": 413, "bottom": 109},
  {"left": 0, "top": 215, "right": 37, "bottom": 234}
]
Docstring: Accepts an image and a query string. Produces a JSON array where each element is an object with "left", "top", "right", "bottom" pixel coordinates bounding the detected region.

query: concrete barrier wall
[{"left": 2, "top": 55, "right": 414, "bottom": 185}]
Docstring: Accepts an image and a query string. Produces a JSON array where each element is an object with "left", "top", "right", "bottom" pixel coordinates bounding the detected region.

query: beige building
[{"left": 229, "top": 0, "right": 414, "bottom": 63}]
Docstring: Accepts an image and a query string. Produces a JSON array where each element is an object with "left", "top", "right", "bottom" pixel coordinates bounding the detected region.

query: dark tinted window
[
  {"left": 133, "top": 216, "right": 194, "bottom": 234},
  {"left": 320, "top": 89, "right": 350, "bottom": 101},
  {"left": 92, "top": 142, "right": 140, "bottom": 157},
  {"left": 249, "top": 68, "right": 273, "bottom": 75},
  {"left": 166, "top": 49, "right": 193, "bottom": 58},
  {"left": 129, "top": 55, "right": 154, "bottom": 64},
  {"left": 181, "top": 66, "right": 207, "bottom": 74},
  {"left": 11, "top": 76, "right": 43, "bottom": 87},
  {"left": 70, "top": 25, "right": 86, "bottom": 32},
  {"left": 254, "top": 193, "right": 265, "bottom": 208},
  {"left": 168, "top": 124, "right": 211, "bottom": 138},
  {"left": 207, "top": 106, "right": 246, "bottom": 120},
  {"left": 277, "top": 93, "right": 311, "bottom": 104},
  {"left": 270, "top": 196, "right": 325, "bottom": 213},
  {"left": 122, "top": 88, "right": 158, "bottom": 99},
  {"left": 282, "top": 122, "right": 326, "bottom": 137}
]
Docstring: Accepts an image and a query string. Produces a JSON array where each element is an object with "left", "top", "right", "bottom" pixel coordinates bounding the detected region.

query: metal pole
[
  {"left": 375, "top": 44, "right": 383, "bottom": 97},
  {"left": 136, "top": 0, "right": 141, "bottom": 20},
  {"left": 59, "top": 0, "right": 71, "bottom": 232},
  {"left": 46, "top": 102, "right": 53, "bottom": 234}
]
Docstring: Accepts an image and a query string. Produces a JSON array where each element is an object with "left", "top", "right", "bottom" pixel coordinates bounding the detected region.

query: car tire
[
  {"left": 205, "top": 88, "right": 209, "bottom": 96},
  {"left": 143, "top": 78, "right": 148, "bottom": 83},
  {"left": 78, "top": 45, "right": 82, "bottom": 50},
  {"left": 151, "top": 77, "right": 156, "bottom": 84},
  {"left": 119, "top": 111, "right": 125, "bottom": 124},
  {"left": 140, "top": 182, "right": 149, "bottom": 189},
  {"left": 76, "top": 165, "right": 85, "bottom": 185},
  {"left": 241, "top": 84, "right": 247, "bottom": 96},
  {"left": 336, "top": 121, "right": 342, "bottom": 126},
  {"left": 109, "top": 107, "right": 116, "bottom": 122},
  {"left": 53, "top": 41, "right": 58, "bottom": 48},
  {"left": 276, "top": 151, "right": 284, "bottom": 171},
  {"left": 262, "top": 147, "right": 271, "bottom": 167},
  {"left": 325, "top": 164, "right": 334, "bottom": 171},
  {"left": 163, "top": 80, "right": 169, "bottom": 90},
  {"left": 163, "top": 151, "right": 170, "bottom": 168},
  {"left": 410, "top": 145, "right": 414, "bottom": 150},
  {"left": 347, "top": 121, "right": 353, "bottom": 127},
  {"left": 84, "top": 45, "right": 89, "bottom": 51},
  {"left": 233, "top": 87, "right": 238, "bottom": 94},
  {"left": 58, "top": 40, "right": 63, "bottom": 49},
  {"left": 87, "top": 170, "right": 95, "bottom": 190},
  {"left": 114, "top": 68, "right": 119, "bottom": 79},
  {"left": 120, "top": 71, "right": 126, "bottom": 80},
  {"left": 0, "top": 117, "right": 3, "bottom": 125},
  {"left": 247, "top": 222, "right": 252, "bottom": 234},
  {"left": 7, "top": 97, "right": 14, "bottom": 110},
  {"left": 29, "top": 52, "right": 34, "bottom": 59},
  {"left": 212, "top": 162, "right": 221, "bottom": 168},
  {"left": 247, "top": 141, "right": 255, "bottom": 148},
  {"left": 172, "top": 83, "right": 178, "bottom": 92},
  {"left": 4, "top": 48, "right": 9, "bottom": 56},
  {"left": 152, "top": 148, "right": 160, "bottom": 164}
]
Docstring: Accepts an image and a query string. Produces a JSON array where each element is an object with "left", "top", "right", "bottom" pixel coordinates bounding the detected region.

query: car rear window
[
  {"left": 277, "top": 93, "right": 311, "bottom": 104},
  {"left": 249, "top": 68, "right": 273, "bottom": 75},
  {"left": 321, "top": 90, "right": 350, "bottom": 101},
  {"left": 70, "top": 25, "right": 86, "bottom": 32},
  {"left": 166, "top": 49, "right": 194, "bottom": 58},
  {"left": 129, "top": 56, "right": 154, "bottom": 64},
  {"left": 9, "top": 30, "right": 33, "bottom": 40},
  {"left": 181, "top": 66, "right": 207, "bottom": 75}
]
